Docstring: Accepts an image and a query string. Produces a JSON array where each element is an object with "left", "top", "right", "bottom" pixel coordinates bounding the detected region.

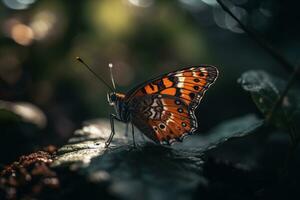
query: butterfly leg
[
  {"left": 125, "top": 123, "right": 129, "bottom": 138},
  {"left": 105, "top": 113, "right": 120, "bottom": 148},
  {"left": 131, "top": 122, "right": 136, "bottom": 148}
]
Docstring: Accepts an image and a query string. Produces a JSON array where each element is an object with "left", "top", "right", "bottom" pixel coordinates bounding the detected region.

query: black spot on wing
[
  {"left": 156, "top": 79, "right": 165, "bottom": 90},
  {"left": 159, "top": 124, "right": 166, "bottom": 129},
  {"left": 189, "top": 93, "right": 195, "bottom": 99},
  {"left": 149, "top": 84, "right": 154, "bottom": 90}
]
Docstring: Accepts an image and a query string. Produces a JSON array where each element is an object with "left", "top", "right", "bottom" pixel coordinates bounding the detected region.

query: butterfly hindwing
[
  {"left": 130, "top": 95, "right": 197, "bottom": 144},
  {"left": 127, "top": 66, "right": 218, "bottom": 144}
]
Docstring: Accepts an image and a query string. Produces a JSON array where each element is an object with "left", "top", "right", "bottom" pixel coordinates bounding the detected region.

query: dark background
[{"left": 0, "top": 0, "right": 299, "bottom": 164}]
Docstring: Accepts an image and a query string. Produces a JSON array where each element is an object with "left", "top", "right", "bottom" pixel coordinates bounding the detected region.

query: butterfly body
[
  {"left": 106, "top": 65, "right": 218, "bottom": 146},
  {"left": 108, "top": 93, "right": 130, "bottom": 122}
]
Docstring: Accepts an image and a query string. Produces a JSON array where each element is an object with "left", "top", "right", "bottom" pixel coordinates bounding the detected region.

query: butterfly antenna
[
  {"left": 76, "top": 57, "right": 114, "bottom": 92},
  {"left": 109, "top": 63, "right": 116, "bottom": 91}
]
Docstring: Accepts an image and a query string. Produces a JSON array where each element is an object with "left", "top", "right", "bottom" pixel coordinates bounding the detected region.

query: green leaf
[
  {"left": 0, "top": 108, "right": 22, "bottom": 122},
  {"left": 238, "top": 70, "right": 300, "bottom": 128},
  {"left": 176, "top": 114, "right": 264, "bottom": 151},
  {"left": 52, "top": 114, "right": 263, "bottom": 199}
]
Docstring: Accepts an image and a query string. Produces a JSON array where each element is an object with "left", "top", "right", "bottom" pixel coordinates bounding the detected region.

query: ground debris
[{"left": 0, "top": 146, "right": 59, "bottom": 200}]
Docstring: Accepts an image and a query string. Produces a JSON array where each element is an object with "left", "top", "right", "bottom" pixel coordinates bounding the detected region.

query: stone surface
[{"left": 52, "top": 114, "right": 264, "bottom": 200}]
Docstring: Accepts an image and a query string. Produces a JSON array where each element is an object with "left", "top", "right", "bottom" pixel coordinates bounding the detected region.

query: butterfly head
[
  {"left": 76, "top": 57, "right": 128, "bottom": 118},
  {"left": 107, "top": 92, "right": 125, "bottom": 106},
  {"left": 107, "top": 92, "right": 126, "bottom": 120}
]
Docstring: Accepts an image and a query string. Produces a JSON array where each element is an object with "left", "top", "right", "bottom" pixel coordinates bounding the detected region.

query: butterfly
[{"left": 76, "top": 57, "right": 218, "bottom": 148}]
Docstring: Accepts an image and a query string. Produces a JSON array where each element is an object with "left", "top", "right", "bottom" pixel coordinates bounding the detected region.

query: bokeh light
[
  {"left": 30, "top": 10, "right": 57, "bottom": 40},
  {"left": 213, "top": 6, "right": 228, "bottom": 29},
  {"left": 0, "top": 50, "right": 22, "bottom": 85},
  {"left": 11, "top": 23, "right": 34, "bottom": 45},
  {"left": 18, "top": 0, "right": 36, "bottom": 4},
  {"left": 88, "top": 0, "right": 134, "bottom": 37},
  {"left": 179, "top": 0, "right": 207, "bottom": 11},
  {"left": 213, "top": 5, "right": 247, "bottom": 33},
  {"left": 128, "top": 0, "right": 154, "bottom": 8},
  {"left": 200, "top": 0, "right": 217, "bottom": 6},
  {"left": 225, "top": 6, "right": 247, "bottom": 33},
  {"left": 2, "top": 0, "right": 36, "bottom": 10},
  {"left": 2, "top": 19, "right": 35, "bottom": 45},
  {"left": 11, "top": 102, "right": 47, "bottom": 128}
]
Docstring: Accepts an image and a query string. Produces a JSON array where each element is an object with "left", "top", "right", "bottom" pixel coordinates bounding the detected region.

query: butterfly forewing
[{"left": 126, "top": 66, "right": 218, "bottom": 144}]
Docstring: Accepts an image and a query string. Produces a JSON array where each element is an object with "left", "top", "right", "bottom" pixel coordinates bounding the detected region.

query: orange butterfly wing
[{"left": 127, "top": 66, "right": 218, "bottom": 144}]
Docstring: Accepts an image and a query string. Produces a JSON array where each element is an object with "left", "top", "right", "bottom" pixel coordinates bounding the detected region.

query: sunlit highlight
[
  {"left": 201, "top": 0, "right": 217, "bottom": 6},
  {"left": 128, "top": 0, "right": 154, "bottom": 8},
  {"left": 0, "top": 101, "right": 47, "bottom": 128},
  {"left": 30, "top": 11, "right": 57, "bottom": 40},
  {"left": 179, "top": 0, "right": 206, "bottom": 10},
  {"left": 89, "top": 0, "right": 134, "bottom": 36},
  {"left": 11, "top": 24, "right": 34, "bottom": 46},
  {"left": 2, "top": 0, "right": 36, "bottom": 10}
]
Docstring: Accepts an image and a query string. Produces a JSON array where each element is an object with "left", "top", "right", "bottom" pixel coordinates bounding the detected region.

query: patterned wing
[
  {"left": 130, "top": 95, "right": 197, "bottom": 144},
  {"left": 126, "top": 66, "right": 218, "bottom": 144}
]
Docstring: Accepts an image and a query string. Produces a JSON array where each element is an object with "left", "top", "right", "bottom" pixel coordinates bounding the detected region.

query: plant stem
[
  {"left": 281, "top": 125, "right": 299, "bottom": 176},
  {"left": 217, "top": 0, "right": 299, "bottom": 132},
  {"left": 266, "top": 66, "right": 300, "bottom": 122},
  {"left": 217, "top": 0, "right": 300, "bottom": 177},
  {"left": 216, "top": 0, "right": 298, "bottom": 75}
]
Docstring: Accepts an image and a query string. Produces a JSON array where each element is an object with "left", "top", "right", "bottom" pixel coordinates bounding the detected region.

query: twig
[
  {"left": 217, "top": 0, "right": 299, "bottom": 136},
  {"left": 266, "top": 66, "right": 300, "bottom": 122},
  {"left": 216, "top": 0, "right": 298, "bottom": 75},
  {"left": 268, "top": 66, "right": 300, "bottom": 175},
  {"left": 281, "top": 125, "right": 299, "bottom": 176},
  {"left": 217, "top": 0, "right": 300, "bottom": 179}
]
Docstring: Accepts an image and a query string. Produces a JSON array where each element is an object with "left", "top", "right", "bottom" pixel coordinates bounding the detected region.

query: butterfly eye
[{"left": 110, "top": 93, "right": 117, "bottom": 101}]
